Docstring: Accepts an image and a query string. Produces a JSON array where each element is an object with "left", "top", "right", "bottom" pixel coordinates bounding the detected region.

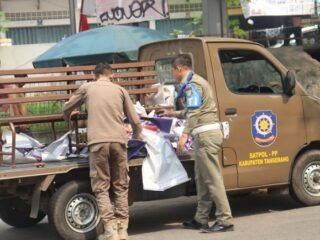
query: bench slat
[
  {"left": 0, "top": 88, "right": 158, "bottom": 104},
  {"left": 115, "top": 71, "right": 157, "bottom": 79},
  {"left": 0, "top": 71, "right": 157, "bottom": 85},
  {"left": 0, "top": 95, "right": 71, "bottom": 104},
  {"left": 117, "top": 79, "right": 158, "bottom": 87},
  {"left": 0, "top": 74, "right": 94, "bottom": 85},
  {"left": 0, "top": 61, "right": 156, "bottom": 76},
  {"left": 127, "top": 88, "right": 158, "bottom": 95},
  {"left": 0, "top": 79, "right": 158, "bottom": 95},
  {"left": 0, "top": 113, "right": 87, "bottom": 125},
  {"left": 0, "top": 114, "right": 65, "bottom": 124}
]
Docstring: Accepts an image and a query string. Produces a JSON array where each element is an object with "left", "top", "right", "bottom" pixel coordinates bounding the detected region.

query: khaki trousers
[
  {"left": 89, "top": 142, "right": 129, "bottom": 224},
  {"left": 193, "top": 129, "right": 233, "bottom": 225}
]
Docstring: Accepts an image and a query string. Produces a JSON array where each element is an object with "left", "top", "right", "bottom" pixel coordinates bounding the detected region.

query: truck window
[
  {"left": 219, "top": 50, "right": 283, "bottom": 94},
  {"left": 155, "top": 58, "right": 176, "bottom": 85}
]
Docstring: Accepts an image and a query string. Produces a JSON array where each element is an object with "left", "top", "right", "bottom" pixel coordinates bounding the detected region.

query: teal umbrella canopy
[{"left": 33, "top": 25, "right": 171, "bottom": 68}]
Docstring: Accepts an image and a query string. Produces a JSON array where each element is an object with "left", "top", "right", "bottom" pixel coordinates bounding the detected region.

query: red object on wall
[
  {"left": 79, "top": 0, "right": 89, "bottom": 32},
  {"left": 79, "top": 13, "right": 89, "bottom": 32}
]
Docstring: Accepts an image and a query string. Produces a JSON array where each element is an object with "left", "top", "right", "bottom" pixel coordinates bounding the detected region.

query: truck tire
[
  {"left": 291, "top": 150, "right": 320, "bottom": 205},
  {"left": 49, "top": 180, "right": 103, "bottom": 240},
  {"left": 0, "top": 198, "right": 46, "bottom": 228}
]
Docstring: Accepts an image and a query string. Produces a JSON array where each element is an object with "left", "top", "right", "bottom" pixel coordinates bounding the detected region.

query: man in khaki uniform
[
  {"left": 63, "top": 63, "right": 142, "bottom": 240},
  {"left": 160, "top": 54, "right": 234, "bottom": 233},
  {"left": 10, "top": 87, "right": 33, "bottom": 136},
  {"left": 0, "top": 84, "right": 33, "bottom": 137}
]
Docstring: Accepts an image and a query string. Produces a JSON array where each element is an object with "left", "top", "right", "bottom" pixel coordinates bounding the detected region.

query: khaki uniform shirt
[
  {"left": 175, "top": 72, "right": 219, "bottom": 134},
  {"left": 63, "top": 80, "right": 142, "bottom": 146}
]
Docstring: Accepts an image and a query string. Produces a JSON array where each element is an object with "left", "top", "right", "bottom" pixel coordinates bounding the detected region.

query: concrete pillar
[
  {"left": 69, "top": 0, "right": 77, "bottom": 34},
  {"left": 202, "top": 0, "right": 228, "bottom": 37}
]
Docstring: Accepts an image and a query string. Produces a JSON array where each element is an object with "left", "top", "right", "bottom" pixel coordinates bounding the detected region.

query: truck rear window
[{"left": 155, "top": 58, "right": 176, "bottom": 85}]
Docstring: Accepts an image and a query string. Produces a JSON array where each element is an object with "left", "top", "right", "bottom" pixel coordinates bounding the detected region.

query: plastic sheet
[
  {"left": 2, "top": 130, "right": 44, "bottom": 164},
  {"left": 32, "top": 131, "right": 75, "bottom": 162}
]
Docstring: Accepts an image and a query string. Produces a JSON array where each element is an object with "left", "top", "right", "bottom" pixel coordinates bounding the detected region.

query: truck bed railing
[{"left": 0, "top": 61, "right": 158, "bottom": 168}]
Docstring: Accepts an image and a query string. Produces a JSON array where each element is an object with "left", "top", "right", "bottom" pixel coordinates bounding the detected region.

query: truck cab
[{"left": 139, "top": 37, "right": 320, "bottom": 205}]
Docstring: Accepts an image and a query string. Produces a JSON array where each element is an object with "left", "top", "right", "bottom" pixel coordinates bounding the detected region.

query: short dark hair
[
  {"left": 94, "top": 63, "right": 112, "bottom": 78},
  {"left": 172, "top": 54, "right": 192, "bottom": 69}
]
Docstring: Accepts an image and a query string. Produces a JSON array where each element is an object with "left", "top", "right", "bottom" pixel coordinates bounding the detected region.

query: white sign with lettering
[
  {"left": 241, "top": 0, "right": 315, "bottom": 19},
  {"left": 96, "top": 0, "right": 169, "bottom": 25}
]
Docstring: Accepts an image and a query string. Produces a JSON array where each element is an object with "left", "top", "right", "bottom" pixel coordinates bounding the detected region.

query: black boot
[
  {"left": 183, "top": 219, "right": 209, "bottom": 230},
  {"left": 201, "top": 222, "right": 234, "bottom": 233}
]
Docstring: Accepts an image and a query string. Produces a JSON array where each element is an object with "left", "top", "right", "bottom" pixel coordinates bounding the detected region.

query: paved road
[{"left": 1, "top": 192, "right": 319, "bottom": 240}]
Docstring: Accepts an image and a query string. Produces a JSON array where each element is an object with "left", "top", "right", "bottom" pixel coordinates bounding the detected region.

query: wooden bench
[{"left": 0, "top": 61, "right": 158, "bottom": 167}]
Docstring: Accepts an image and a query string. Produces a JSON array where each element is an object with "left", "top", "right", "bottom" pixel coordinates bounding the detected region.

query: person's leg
[
  {"left": 109, "top": 143, "right": 129, "bottom": 240},
  {"left": 89, "top": 143, "right": 119, "bottom": 240},
  {"left": 193, "top": 145, "right": 212, "bottom": 225},
  {"left": 196, "top": 130, "right": 233, "bottom": 227}
]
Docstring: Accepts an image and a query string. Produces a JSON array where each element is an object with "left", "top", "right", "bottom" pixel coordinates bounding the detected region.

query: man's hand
[
  {"left": 133, "top": 132, "right": 144, "bottom": 141},
  {"left": 157, "top": 108, "right": 175, "bottom": 117},
  {"left": 66, "top": 110, "right": 80, "bottom": 130},
  {"left": 71, "top": 110, "right": 80, "bottom": 117},
  {"left": 18, "top": 124, "right": 30, "bottom": 130},
  {"left": 177, "top": 133, "right": 189, "bottom": 155}
]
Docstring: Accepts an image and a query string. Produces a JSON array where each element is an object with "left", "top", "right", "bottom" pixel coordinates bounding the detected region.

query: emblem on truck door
[{"left": 251, "top": 111, "right": 277, "bottom": 147}]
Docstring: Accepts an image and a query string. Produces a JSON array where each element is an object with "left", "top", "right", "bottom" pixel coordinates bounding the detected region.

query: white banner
[
  {"left": 241, "top": 0, "right": 315, "bottom": 19},
  {"left": 96, "top": 0, "right": 169, "bottom": 25},
  {"left": 82, "top": 0, "right": 97, "bottom": 16}
]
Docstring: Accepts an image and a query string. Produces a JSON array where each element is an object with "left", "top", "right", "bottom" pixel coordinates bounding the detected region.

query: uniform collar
[{"left": 97, "top": 77, "right": 111, "bottom": 82}]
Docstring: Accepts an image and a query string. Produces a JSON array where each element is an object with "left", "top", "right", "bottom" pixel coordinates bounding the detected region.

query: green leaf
[{"left": 0, "top": 11, "right": 9, "bottom": 34}]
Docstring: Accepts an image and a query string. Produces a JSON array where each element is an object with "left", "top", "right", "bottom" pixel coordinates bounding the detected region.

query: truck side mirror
[{"left": 283, "top": 70, "right": 296, "bottom": 96}]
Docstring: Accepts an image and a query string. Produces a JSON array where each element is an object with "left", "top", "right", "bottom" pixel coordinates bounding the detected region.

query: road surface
[{"left": 1, "top": 192, "right": 319, "bottom": 240}]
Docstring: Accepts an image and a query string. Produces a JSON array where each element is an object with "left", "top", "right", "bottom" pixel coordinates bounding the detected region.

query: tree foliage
[
  {"left": 227, "top": 0, "right": 241, "bottom": 7},
  {"left": 170, "top": 0, "right": 248, "bottom": 39},
  {"left": 0, "top": 11, "right": 9, "bottom": 34},
  {"left": 228, "top": 18, "right": 248, "bottom": 38}
]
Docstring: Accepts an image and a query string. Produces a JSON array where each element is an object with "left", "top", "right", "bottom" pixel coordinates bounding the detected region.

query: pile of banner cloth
[{"left": 1, "top": 102, "right": 190, "bottom": 191}]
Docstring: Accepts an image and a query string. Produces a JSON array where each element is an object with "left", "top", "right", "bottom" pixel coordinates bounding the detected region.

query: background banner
[
  {"left": 241, "top": 0, "right": 315, "bottom": 19},
  {"left": 96, "top": 0, "right": 169, "bottom": 25}
]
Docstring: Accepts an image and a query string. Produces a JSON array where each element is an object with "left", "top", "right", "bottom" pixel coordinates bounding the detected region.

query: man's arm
[
  {"left": 174, "top": 109, "right": 187, "bottom": 119},
  {"left": 158, "top": 107, "right": 186, "bottom": 119},
  {"left": 7, "top": 93, "right": 25, "bottom": 117},
  {"left": 62, "top": 85, "right": 86, "bottom": 121},
  {"left": 122, "top": 89, "right": 142, "bottom": 139}
]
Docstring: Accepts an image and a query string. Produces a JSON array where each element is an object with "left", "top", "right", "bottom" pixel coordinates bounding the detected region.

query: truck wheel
[
  {"left": 0, "top": 198, "right": 46, "bottom": 228},
  {"left": 49, "top": 180, "right": 102, "bottom": 240},
  {"left": 291, "top": 150, "right": 320, "bottom": 205}
]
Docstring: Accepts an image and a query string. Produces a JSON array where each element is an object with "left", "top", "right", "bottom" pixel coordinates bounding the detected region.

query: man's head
[
  {"left": 172, "top": 54, "right": 193, "bottom": 83},
  {"left": 94, "top": 63, "right": 113, "bottom": 79}
]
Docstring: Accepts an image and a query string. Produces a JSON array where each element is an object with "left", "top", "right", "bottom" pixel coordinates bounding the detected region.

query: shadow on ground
[
  {"left": 0, "top": 192, "right": 302, "bottom": 239},
  {"left": 128, "top": 191, "right": 301, "bottom": 236}
]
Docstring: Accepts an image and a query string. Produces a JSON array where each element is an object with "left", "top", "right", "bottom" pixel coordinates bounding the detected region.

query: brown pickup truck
[{"left": 1, "top": 37, "right": 320, "bottom": 240}]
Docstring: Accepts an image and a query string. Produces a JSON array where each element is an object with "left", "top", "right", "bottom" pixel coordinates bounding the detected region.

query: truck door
[{"left": 208, "top": 43, "right": 307, "bottom": 188}]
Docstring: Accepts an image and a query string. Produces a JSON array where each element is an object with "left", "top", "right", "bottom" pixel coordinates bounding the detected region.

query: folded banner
[
  {"left": 240, "top": 0, "right": 315, "bottom": 19},
  {"left": 142, "top": 129, "right": 189, "bottom": 191},
  {"left": 127, "top": 139, "right": 146, "bottom": 160},
  {"left": 96, "top": 0, "right": 169, "bottom": 25},
  {"left": 141, "top": 116, "right": 174, "bottom": 133}
]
